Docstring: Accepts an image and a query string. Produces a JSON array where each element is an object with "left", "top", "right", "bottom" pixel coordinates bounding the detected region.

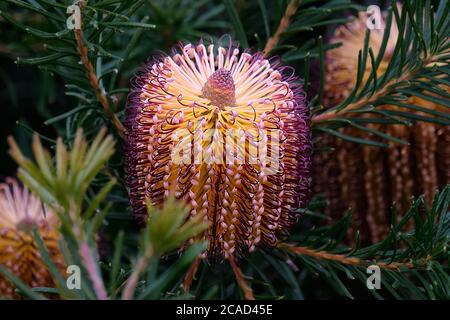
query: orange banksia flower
[
  {"left": 314, "top": 10, "right": 449, "bottom": 243},
  {"left": 323, "top": 12, "right": 399, "bottom": 105},
  {"left": 0, "top": 179, "right": 64, "bottom": 297},
  {"left": 125, "top": 37, "right": 311, "bottom": 258}
]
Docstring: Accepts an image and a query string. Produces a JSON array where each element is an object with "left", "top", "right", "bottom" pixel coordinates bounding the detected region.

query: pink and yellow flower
[
  {"left": 125, "top": 37, "right": 311, "bottom": 258},
  {"left": 0, "top": 179, "right": 64, "bottom": 297}
]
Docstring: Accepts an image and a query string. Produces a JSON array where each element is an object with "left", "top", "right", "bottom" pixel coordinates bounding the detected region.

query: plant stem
[
  {"left": 73, "top": 3, "right": 126, "bottom": 138},
  {"left": 263, "top": 0, "right": 301, "bottom": 56},
  {"left": 280, "top": 243, "right": 415, "bottom": 269},
  {"left": 183, "top": 256, "right": 201, "bottom": 294},
  {"left": 79, "top": 242, "right": 108, "bottom": 300},
  {"left": 229, "top": 255, "right": 255, "bottom": 300},
  {"left": 311, "top": 54, "right": 441, "bottom": 124},
  {"left": 121, "top": 246, "right": 154, "bottom": 300}
]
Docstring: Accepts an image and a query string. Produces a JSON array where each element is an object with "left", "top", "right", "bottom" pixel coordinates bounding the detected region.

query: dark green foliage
[{"left": 0, "top": 0, "right": 448, "bottom": 300}]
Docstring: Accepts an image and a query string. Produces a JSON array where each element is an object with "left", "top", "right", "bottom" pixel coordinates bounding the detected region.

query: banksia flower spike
[
  {"left": 323, "top": 12, "right": 399, "bottom": 106},
  {"left": 0, "top": 179, "right": 64, "bottom": 297},
  {"left": 314, "top": 10, "right": 449, "bottom": 243},
  {"left": 125, "top": 37, "right": 311, "bottom": 259}
]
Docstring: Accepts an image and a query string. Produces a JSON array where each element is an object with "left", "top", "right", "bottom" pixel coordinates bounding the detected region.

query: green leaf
[
  {"left": 317, "top": 127, "right": 388, "bottom": 147},
  {"left": 32, "top": 230, "right": 72, "bottom": 298},
  {"left": 0, "top": 266, "right": 46, "bottom": 300},
  {"left": 98, "top": 21, "right": 156, "bottom": 29},
  {"left": 224, "top": 0, "right": 249, "bottom": 48}
]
